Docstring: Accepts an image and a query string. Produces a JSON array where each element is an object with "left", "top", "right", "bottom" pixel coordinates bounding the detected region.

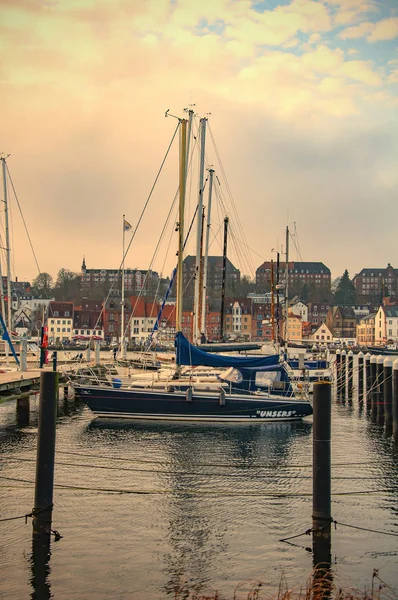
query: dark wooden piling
[
  {"left": 312, "top": 382, "right": 332, "bottom": 571},
  {"left": 347, "top": 350, "right": 354, "bottom": 401},
  {"left": 341, "top": 350, "right": 346, "bottom": 400},
  {"left": 32, "top": 371, "right": 59, "bottom": 535},
  {"left": 370, "top": 356, "right": 377, "bottom": 418},
  {"left": 358, "top": 351, "right": 364, "bottom": 404},
  {"left": 16, "top": 394, "right": 30, "bottom": 427},
  {"left": 365, "top": 352, "right": 371, "bottom": 409},
  {"left": 384, "top": 357, "right": 393, "bottom": 437},
  {"left": 393, "top": 360, "right": 398, "bottom": 443},
  {"left": 335, "top": 350, "right": 341, "bottom": 399},
  {"left": 376, "top": 356, "right": 385, "bottom": 425}
]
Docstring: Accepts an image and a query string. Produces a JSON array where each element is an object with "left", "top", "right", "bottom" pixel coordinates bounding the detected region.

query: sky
[{"left": 0, "top": 0, "right": 397, "bottom": 286}]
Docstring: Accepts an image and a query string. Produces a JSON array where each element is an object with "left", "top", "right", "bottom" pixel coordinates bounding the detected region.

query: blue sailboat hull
[{"left": 74, "top": 385, "right": 313, "bottom": 422}]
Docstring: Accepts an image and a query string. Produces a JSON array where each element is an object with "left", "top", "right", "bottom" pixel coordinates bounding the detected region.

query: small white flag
[{"left": 123, "top": 219, "right": 132, "bottom": 232}]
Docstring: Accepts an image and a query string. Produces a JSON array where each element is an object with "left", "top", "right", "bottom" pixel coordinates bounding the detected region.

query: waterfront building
[
  {"left": 81, "top": 257, "right": 159, "bottom": 294},
  {"left": 182, "top": 256, "right": 240, "bottom": 308},
  {"left": 103, "top": 297, "right": 131, "bottom": 344},
  {"left": 356, "top": 313, "right": 376, "bottom": 346},
  {"left": 289, "top": 300, "right": 308, "bottom": 322},
  {"left": 374, "top": 305, "right": 398, "bottom": 344},
  {"left": 326, "top": 306, "right": 356, "bottom": 340},
  {"left": 224, "top": 300, "right": 252, "bottom": 339},
  {"left": 48, "top": 301, "right": 74, "bottom": 343},
  {"left": 256, "top": 261, "right": 331, "bottom": 298},
  {"left": 310, "top": 323, "right": 333, "bottom": 344},
  {"left": 73, "top": 300, "right": 104, "bottom": 340},
  {"left": 307, "top": 302, "right": 331, "bottom": 326},
  {"left": 287, "top": 313, "right": 303, "bottom": 342},
  {"left": 353, "top": 264, "right": 398, "bottom": 303}
]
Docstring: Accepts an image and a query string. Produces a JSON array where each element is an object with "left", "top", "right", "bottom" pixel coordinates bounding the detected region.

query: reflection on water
[{"left": 0, "top": 384, "right": 397, "bottom": 598}]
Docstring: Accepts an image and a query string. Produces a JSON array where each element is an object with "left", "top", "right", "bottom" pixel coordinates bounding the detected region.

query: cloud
[
  {"left": 367, "top": 16, "right": 398, "bottom": 41},
  {"left": 339, "top": 21, "right": 374, "bottom": 39}
]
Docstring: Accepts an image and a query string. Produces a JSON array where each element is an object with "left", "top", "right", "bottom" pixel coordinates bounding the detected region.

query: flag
[{"left": 123, "top": 219, "right": 132, "bottom": 232}]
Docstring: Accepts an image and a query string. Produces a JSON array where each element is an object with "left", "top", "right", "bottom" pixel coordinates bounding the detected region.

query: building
[
  {"left": 353, "top": 264, "right": 398, "bottom": 303},
  {"left": 256, "top": 261, "right": 331, "bottom": 298},
  {"left": 81, "top": 257, "right": 159, "bottom": 294},
  {"left": 224, "top": 300, "right": 252, "bottom": 340},
  {"left": 356, "top": 314, "right": 376, "bottom": 346},
  {"left": 182, "top": 256, "right": 240, "bottom": 308},
  {"left": 287, "top": 313, "right": 302, "bottom": 342},
  {"left": 310, "top": 323, "right": 333, "bottom": 344},
  {"left": 374, "top": 306, "right": 398, "bottom": 344},
  {"left": 103, "top": 297, "right": 131, "bottom": 344},
  {"left": 73, "top": 300, "right": 104, "bottom": 340},
  {"left": 307, "top": 302, "right": 331, "bottom": 326},
  {"left": 289, "top": 300, "right": 308, "bottom": 322},
  {"left": 48, "top": 301, "right": 74, "bottom": 343},
  {"left": 326, "top": 306, "right": 356, "bottom": 340}
]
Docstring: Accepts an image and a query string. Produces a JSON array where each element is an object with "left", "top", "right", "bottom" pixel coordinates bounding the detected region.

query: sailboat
[{"left": 71, "top": 117, "right": 313, "bottom": 422}]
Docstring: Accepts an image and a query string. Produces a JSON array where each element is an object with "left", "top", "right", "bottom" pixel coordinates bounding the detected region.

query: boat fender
[
  {"left": 185, "top": 387, "right": 193, "bottom": 402},
  {"left": 112, "top": 378, "right": 122, "bottom": 389},
  {"left": 219, "top": 388, "right": 226, "bottom": 406}
]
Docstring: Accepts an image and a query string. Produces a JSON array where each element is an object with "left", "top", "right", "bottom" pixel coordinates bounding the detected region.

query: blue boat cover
[{"left": 175, "top": 332, "right": 280, "bottom": 368}]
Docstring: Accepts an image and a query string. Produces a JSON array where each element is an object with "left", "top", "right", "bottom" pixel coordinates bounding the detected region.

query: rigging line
[
  {"left": 6, "top": 164, "right": 41, "bottom": 275},
  {"left": 0, "top": 475, "right": 396, "bottom": 497},
  {"left": 83, "top": 121, "right": 181, "bottom": 348},
  {"left": 293, "top": 222, "right": 303, "bottom": 261},
  {"left": 2, "top": 457, "right": 395, "bottom": 482},
  {"left": 208, "top": 123, "right": 255, "bottom": 275},
  {"left": 332, "top": 519, "right": 398, "bottom": 538}
]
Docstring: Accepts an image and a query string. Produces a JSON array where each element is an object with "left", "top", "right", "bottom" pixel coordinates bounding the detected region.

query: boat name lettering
[{"left": 256, "top": 410, "right": 297, "bottom": 418}]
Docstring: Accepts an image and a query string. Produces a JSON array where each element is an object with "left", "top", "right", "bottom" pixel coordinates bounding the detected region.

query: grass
[{"left": 172, "top": 568, "right": 396, "bottom": 600}]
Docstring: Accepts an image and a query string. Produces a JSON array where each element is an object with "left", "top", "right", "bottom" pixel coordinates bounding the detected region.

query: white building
[
  {"left": 310, "top": 323, "right": 333, "bottom": 344},
  {"left": 48, "top": 301, "right": 74, "bottom": 343},
  {"left": 374, "top": 306, "right": 398, "bottom": 344},
  {"left": 289, "top": 301, "right": 308, "bottom": 322}
]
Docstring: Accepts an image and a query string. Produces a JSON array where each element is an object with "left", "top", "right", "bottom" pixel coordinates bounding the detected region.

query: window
[
  {"left": 65, "top": 311, "right": 70, "bottom": 317},
  {"left": 53, "top": 311, "right": 59, "bottom": 317}
]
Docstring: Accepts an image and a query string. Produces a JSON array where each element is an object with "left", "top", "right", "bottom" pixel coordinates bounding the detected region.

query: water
[{"left": 0, "top": 383, "right": 398, "bottom": 599}]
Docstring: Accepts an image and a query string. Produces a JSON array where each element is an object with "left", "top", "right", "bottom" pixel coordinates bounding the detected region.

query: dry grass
[{"left": 173, "top": 568, "right": 396, "bottom": 600}]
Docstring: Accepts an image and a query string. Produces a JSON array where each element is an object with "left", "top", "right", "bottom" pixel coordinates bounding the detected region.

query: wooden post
[
  {"left": 335, "top": 350, "right": 341, "bottom": 399},
  {"left": 370, "top": 356, "right": 377, "bottom": 418},
  {"left": 341, "top": 350, "right": 346, "bottom": 400},
  {"left": 376, "top": 355, "right": 385, "bottom": 425},
  {"left": 384, "top": 357, "right": 393, "bottom": 437},
  {"left": 365, "top": 353, "right": 372, "bottom": 410},
  {"left": 32, "top": 371, "right": 58, "bottom": 535},
  {"left": 358, "top": 351, "right": 364, "bottom": 404},
  {"left": 312, "top": 382, "right": 332, "bottom": 573},
  {"left": 347, "top": 350, "right": 354, "bottom": 401},
  {"left": 393, "top": 360, "right": 398, "bottom": 443}
]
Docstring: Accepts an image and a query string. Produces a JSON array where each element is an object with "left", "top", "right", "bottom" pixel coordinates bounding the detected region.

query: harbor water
[{"left": 0, "top": 367, "right": 398, "bottom": 598}]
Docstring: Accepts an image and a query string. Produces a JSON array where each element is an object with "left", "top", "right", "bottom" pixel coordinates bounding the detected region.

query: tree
[
  {"left": 53, "top": 268, "right": 81, "bottom": 301},
  {"left": 333, "top": 270, "right": 356, "bottom": 306},
  {"left": 32, "top": 272, "right": 53, "bottom": 298}
]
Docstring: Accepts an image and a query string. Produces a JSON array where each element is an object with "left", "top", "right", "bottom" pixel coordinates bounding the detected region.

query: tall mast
[
  {"left": 185, "top": 108, "right": 195, "bottom": 169},
  {"left": 176, "top": 119, "right": 187, "bottom": 335},
  {"left": 219, "top": 216, "right": 229, "bottom": 341},
  {"left": 200, "top": 168, "right": 214, "bottom": 341},
  {"left": 270, "top": 259, "right": 275, "bottom": 342},
  {"left": 197, "top": 206, "right": 206, "bottom": 338},
  {"left": 121, "top": 214, "right": 126, "bottom": 358},
  {"left": 284, "top": 226, "right": 289, "bottom": 346},
  {"left": 1, "top": 157, "right": 12, "bottom": 333},
  {"left": 193, "top": 117, "right": 207, "bottom": 344},
  {"left": 276, "top": 251, "right": 280, "bottom": 345}
]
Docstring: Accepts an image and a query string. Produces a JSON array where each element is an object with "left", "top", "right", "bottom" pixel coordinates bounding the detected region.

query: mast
[
  {"left": 176, "top": 119, "right": 187, "bottom": 335},
  {"left": 219, "top": 216, "right": 229, "bottom": 341},
  {"left": 197, "top": 206, "right": 206, "bottom": 338},
  {"left": 284, "top": 226, "right": 289, "bottom": 347},
  {"left": 200, "top": 168, "right": 214, "bottom": 341},
  {"left": 1, "top": 157, "right": 12, "bottom": 333},
  {"left": 193, "top": 117, "right": 207, "bottom": 344},
  {"left": 276, "top": 251, "right": 280, "bottom": 345},
  {"left": 270, "top": 259, "right": 275, "bottom": 342},
  {"left": 121, "top": 214, "right": 126, "bottom": 358}
]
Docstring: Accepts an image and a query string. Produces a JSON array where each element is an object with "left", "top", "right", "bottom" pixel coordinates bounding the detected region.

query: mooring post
[
  {"left": 358, "top": 351, "right": 364, "bottom": 404},
  {"left": 16, "top": 395, "right": 30, "bottom": 427},
  {"left": 312, "top": 382, "right": 332, "bottom": 573},
  {"left": 393, "top": 360, "right": 398, "bottom": 443},
  {"left": 347, "top": 350, "right": 354, "bottom": 401},
  {"left": 335, "top": 350, "right": 341, "bottom": 399},
  {"left": 20, "top": 338, "right": 28, "bottom": 372},
  {"left": 340, "top": 350, "right": 346, "bottom": 400},
  {"left": 52, "top": 351, "right": 57, "bottom": 372},
  {"left": 384, "top": 357, "right": 393, "bottom": 437},
  {"left": 95, "top": 341, "right": 101, "bottom": 365},
  {"left": 365, "top": 353, "right": 371, "bottom": 409},
  {"left": 86, "top": 345, "right": 91, "bottom": 363},
  {"left": 32, "top": 371, "right": 58, "bottom": 535},
  {"left": 376, "top": 355, "right": 385, "bottom": 425},
  {"left": 370, "top": 356, "right": 377, "bottom": 417}
]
